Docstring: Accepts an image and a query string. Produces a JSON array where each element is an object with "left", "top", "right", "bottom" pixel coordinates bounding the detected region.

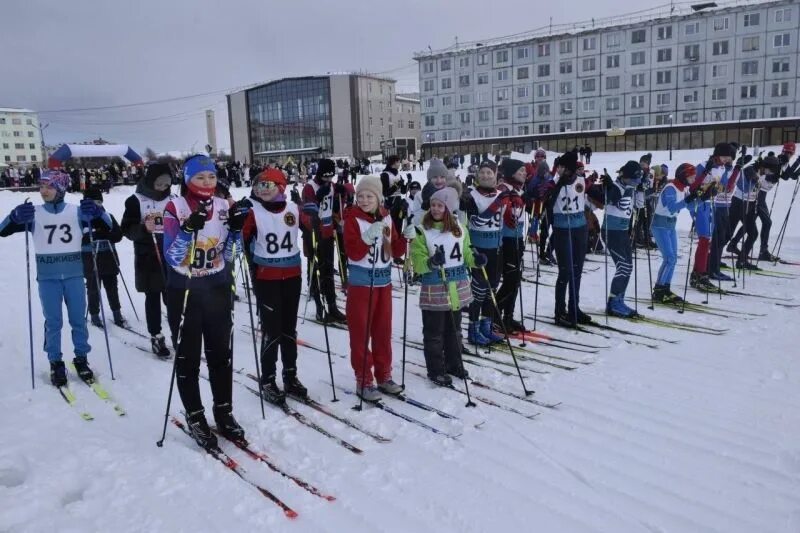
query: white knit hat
[
  {"left": 430, "top": 186, "right": 459, "bottom": 213},
  {"left": 355, "top": 175, "right": 384, "bottom": 205}
]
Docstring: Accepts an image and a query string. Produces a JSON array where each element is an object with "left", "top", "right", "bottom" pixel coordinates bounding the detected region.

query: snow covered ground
[{"left": 0, "top": 146, "right": 799, "bottom": 533}]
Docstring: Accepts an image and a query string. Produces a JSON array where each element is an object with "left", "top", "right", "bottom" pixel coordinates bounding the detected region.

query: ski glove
[
  {"left": 427, "top": 247, "right": 446, "bottom": 269},
  {"left": 473, "top": 252, "right": 488, "bottom": 268},
  {"left": 79, "top": 198, "right": 104, "bottom": 221},
  {"left": 227, "top": 201, "right": 249, "bottom": 232},
  {"left": 402, "top": 221, "right": 417, "bottom": 240},
  {"left": 735, "top": 154, "right": 752, "bottom": 169},
  {"left": 390, "top": 197, "right": 409, "bottom": 219},
  {"left": 181, "top": 206, "right": 208, "bottom": 233},
  {"left": 290, "top": 188, "right": 301, "bottom": 203},
  {"left": 361, "top": 220, "right": 388, "bottom": 245},
  {"left": 10, "top": 202, "right": 35, "bottom": 224}
]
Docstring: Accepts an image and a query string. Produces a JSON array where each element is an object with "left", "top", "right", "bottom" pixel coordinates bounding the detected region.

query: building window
[
  {"left": 536, "top": 83, "right": 551, "bottom": 97},
  {"left": 517, "top": 106, "right": 530, "bottom": 119},
  {"left": 477, "top": 91, "right": 488, "bottom": 103},
  {"left": 654, "top": 114, "right": 671, "bottom": 125},
  {"left": 516, "top": 47, "right": 530, "bottom": 59},
  {"left": 744, "top": 12, "right": 760, "bottom": 26},
  {"left": 606, "top": 97, "right": 619, "bottom": 111},
  {"left": 581, "top": 120, "right": 596, "bottom": 130},
  {"left": 559, "top": 40, "right": 573, "bottom": 54},
  {"left": 582, "top": 58, "right": 596, "bottom": 71},
  {"left": 775, "top": 8, "right": 791, "bottom": 23},
  {"left": 495, "top": 50, "right": 509, "bottom": 63},
  {"left": 14, "top": 143, "right": 24, "bottom": 149},
  {"left": 496, "top": 108, "right": 509, "bottom": 120},
  {"left": 440, "top": 59, "right": 451, "bottom": 71},
  {"left": 27, "top": 131, "right": 34, "bottom": 138},
  {"left": 0, "top": 118, "right": 5, "bottom": 124},
  {"left": 711, "top": 88, "right": 727, "bottom": 101},
  {"left": 773, "top": 58, "right": 791, "bottom": 73},
  {"left": 581, "top": 79, "right": 596, "bottom": 92},
  {"left": 498, "top": 127, "right": 510, "bottom": 137},
  {"left": 742, "top": 60, "right": 758, "bottom": 75},
  {"left": 770, "top": 106, "right": 788, "bottom": 118},
  {"left": 442, "top": 96, "right": 452, "bottom": 106},
  {"left": 631, "top": 95, "right": 645, "bottom": 109},
  {"left": 631, "top": 29, "right": 646, "bottom": 44},
  {"left": 423, "top": 80, "right": 434, "bottom": 91},
  {"left": 11, "top": 118, "right": 21, "bottom": 125},
  {"left": 656, "top": 70, "right": 672, "bottom": 84},
  {"left": 1, "top": 143, "right": 7, "bottom": 149},
  {"left": 742, "top": 36, "right": 759, "bottom": 52},
  {"left": 16, "top": 155, "right": 26, "bottom": 162},
  {"left": 459, "top": 75, "right": 470, "bottom": 87},
  {"left": 559, "top": 122, "right": 573, "bottom": 133},
  {"left": 28, "top": 143, "right": 35, "bottom": 150},
  {"left": 606, "top": 33, "right": 621, "bottom": 48},
  {"left": 583, "top": 36, "right": 597, "bottom": 50},
  {"left": 631, "top": 73, "right": 645, "bottom": 87},
  {"left": 712, "top": 41, "right": 729, "bottom": 55},
  {"left": 496, "top": 88, "right": 509, "bottom": 101},
  {"left": 684, "top": 90, "right": 699, "bottom": 103},
  {"left": 31, "top": 155, "right": 37, "bottom": 162},
  {"left": 657, "top": 48, "right": 672, "bottom": 62},
  {"left": 441, "top": 132, "right": 449, "bottom": 141},
  {"left": 741, "top": 84, "right": 757, "bottom": 98},
  {"left": 518, "top": 125, "right": 530, "bottom": 135},
  {"left": 537, "top": 64, "right": 550, "bottom": 77},
  {"left": 560, "top": 61, "right": 573, "bottom": 74},
  {"left": 538, "top": 124, "right": 551, "bottom": 133},
  {"left": 460, "top": 94, "right": 471, "bottom": 104},
  {"left": 459, "top": 57, "right": 470, "bottom": 68},
  {"left": 739, "top": 108, "right": 757, "bottom": 120},
  {"left": 478, "top": 110, "right": 490, "bottom": 122},
  {"left": 12, "top": 131, "right": 20, "bottom": 137},
  {"left": 425, "top": 97, "right": 434, "bottom": 108},
  {"left": 559, "top": 81, "right": 572, "bottom": 95},
  {"left": 606, "top": 54, "right": 620, "bottom": 68},
  {"left": 629, "top": 116, "right": 645, "bottom": 127},
  {"left": 606, "top": 118, "right": 620, "bottom": 128},
  {"left": 713, "top": 16, "right": 729, "bottom": 31},
  {"left": 684, "top": 44, "right": 700, "bottom": 60},
  {"left": 685, "top": 22, "right": 700, "bottom": 35},
  {"left": 656, "top": 93, "right": 670, "bottom": 106},
  {"left": 631, "top": 51, "right": 645, "bottom": 65},
  {"left": 477, "top": 73, "right": 489, "bottom": 85},
  {"left": 428, "top": 133, "right": 436, "bottom": 141},
  {"left": 657, "top": 25, "right": 672, "bottom": 40},
  {"left": 606, "top": 76, "right": 620, "bottom": 89},
  {"left": 397, "top": 119, "right": 404, "bottom": 128},
  {"left": 442, "top": 114, "right": 452, "bottom": 126},
  {"left": 711, "top": 110, "right": 727, "bottom": 121},
  {"left": 538, "top": 43, "right": 551, "bottom": 57},
  {"left": 3, "top": 156, "right": 9, "bottom": 162},
  {"left": 497, "top": 70, "right": 509, "bottom": 81},
  {"left": 774, "top": 33, "right": 790, "bottom": 48},
  {"left": 517, "top": 67, "right": 529, "bottom": 80},
  {"left": 516, "top": 85, "right": 530, "bottom": 98},
  {"left": 712, "top": 64, "right": 728, "bottom": 78},
  {"left": 477, "top": 53, "right": 488, "bottom": 65},
  {"left": 478, "top": 127, "right": 490, "bottom": 138},
  {"left": 772, "top": 81, "right": 790, "bottom": 97},
  {"left": 538, "top": 104, "right": 550, "bottom": 116},
  {"left": 582, "top": 100, "right": 596, "bottom": 112},
  {"left": 460, "top": 112, "right": 471, "bottom": 124},
  {"left": 684, "top": 66, "right": 700, "bottom": 81},
  {"left": 560, "top": 102, "right": 573, "bottom": 114}
]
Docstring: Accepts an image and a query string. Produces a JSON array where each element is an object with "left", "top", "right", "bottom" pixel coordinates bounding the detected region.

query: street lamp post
[{"left": 668, "top": 114, "right": 674, "bottom": 161}]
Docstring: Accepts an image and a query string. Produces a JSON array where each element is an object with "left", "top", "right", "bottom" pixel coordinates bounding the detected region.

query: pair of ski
[
  {"left": 530, "top": 315, "right": 664, "bottom": 349},
  {"left": 56, "top": 363, "right": 126, "bottom": 420},
  {"left": 586, "top": 312, "right": 726, "bottom": 336},
  {"left": 626, "top": 297, "right": 765, "bottom": 318}
]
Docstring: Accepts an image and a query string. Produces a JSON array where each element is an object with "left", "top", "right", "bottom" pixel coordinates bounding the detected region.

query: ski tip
[{"left": 284, "top": 509, "right": 299, "bottom": 519}]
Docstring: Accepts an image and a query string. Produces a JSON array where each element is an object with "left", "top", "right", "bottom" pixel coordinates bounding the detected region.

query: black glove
[
  {"left": 315, "top": 182, "right": 331, "bottom": 202},
  {"left": 227, "top": 200, "right": 249, "bottom": 232},
  {"left": 473, "top": 252, "right": 488, "bottom": 268},
  {"left": 290, "top": 187, "right": 301, "bottom": 203},
  {"left": 390, "top": 197, "right": 409, "bottom": 218},
  {"left": 704, "top": 155, "right": 715, "bottom": 175},
  {"left": 427, "top": 246, "right": 446, "bottom": 269},
  {"left": 600, "top": 169, "right": 612, "bottom": 188},
  {"left": 735, "top": 154, "right": 752, "bottom": 168},
  {"left": 406, "top": 174, "right": 413, "bottom": 186},
  {"left": 778, "top": 153, "right": 790, "bottom": 166},
  {"left": 182, "top": 204, "right": 208, "bottom": 233},
  {"left": 393, "top": 257, "right": 405, "bottom": 266}
]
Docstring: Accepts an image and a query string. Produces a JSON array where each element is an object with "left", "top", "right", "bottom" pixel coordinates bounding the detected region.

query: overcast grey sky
[{"left": 2, "top": 0, "right": 667, "bottom": 155}]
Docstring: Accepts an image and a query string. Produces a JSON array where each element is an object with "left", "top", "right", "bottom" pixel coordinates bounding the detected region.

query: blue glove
[
  {"left": 10, "top": 202, "right": 35, "bottom": 225},
  {"left": 79, "top": 198, "right": 104, "bottom": 221},
  {"left": 474, "top": 252, "right": 488, "bottom": 268}
]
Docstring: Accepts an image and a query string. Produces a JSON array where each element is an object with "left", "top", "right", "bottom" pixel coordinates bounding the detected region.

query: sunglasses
[{"left": 254, "top": 180, "right": 278, "bottom": 192}]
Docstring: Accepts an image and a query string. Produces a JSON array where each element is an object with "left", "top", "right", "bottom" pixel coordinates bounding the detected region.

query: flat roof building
[{"left": 0, "top": 107, "right": 43, "bottom": 169}]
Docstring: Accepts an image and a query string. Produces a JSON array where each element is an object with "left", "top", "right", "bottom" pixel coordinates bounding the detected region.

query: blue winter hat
[
  {"left": 183, "top": 154, "right": 217, "bottom": 184},
  {"left": 39, "top": 170, "right": 70, "bottom": 194}
]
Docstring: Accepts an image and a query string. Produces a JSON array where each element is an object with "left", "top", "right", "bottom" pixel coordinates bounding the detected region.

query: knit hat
[
  {"left": 558, "top": 151, "right": 578, "bottom": 173},
  {"left": 620, "top": 161, "right": 643, "bottom": 181},
  {"left": 83, "top": 186, "right": 103, "bottom": 202},
  {"left": 744, "top": 165, "right": 758, "bottom": 182},
  {"left": 316, "top": 158, "right": 336, "bottom": 178},
  {"left": 499, "top": 158, "right": 525, "bottom": 180},
  {"left": 355, "top": 175, "right": 384, "bottom": 204},
  {"left": 39, "top": 169, "right": 70, "bottom": 194},
  {"left": 639, "top": 152, "right": 653, "bottom": 164},
  {"left": 761, "top": 154, "right": 781, "bottom": 173},
  {"left": 426, "top": 158, "right": 448, "bottom": 181},
  {"left": 256, "top": 168, "right": 287, "bottom": 192},
  {"left": 145, "top": 162, "right": 172, "bottom": 184},
  {"left": 783, "top": 141, "right": 796, "bottom": 155},
  {"left": 183, "top": 154, "right": 216, "bottom": 184},
  {"left": 479, "top": 160, "right": 497, "bottom": 173},
  {"left": 675, "top": 163, "right": 696, "bottom": 183},
  {"left": 409, "top": 180, "right": 422, "bottom": 191},
  {"left": 712, "top": 142, "right": 736, "bottom": 158},
  {"left": 430, "top": 186, "right": 459, "bottom": 214},
  {"left": 534, "top": 148, "right": 547, "bottom": 159}
]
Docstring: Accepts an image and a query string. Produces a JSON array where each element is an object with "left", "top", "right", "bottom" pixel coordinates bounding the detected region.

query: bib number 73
[{"left": 43, "top": 224, "right": 73, "bottom": 244}]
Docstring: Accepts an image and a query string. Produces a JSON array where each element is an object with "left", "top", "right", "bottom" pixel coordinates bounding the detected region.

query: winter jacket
[
  {"left": 410, "top": 221, "right": 475, "bottom": 311},
  {"left": 342, "top": 205, "right": 406, "bottom": 287}
]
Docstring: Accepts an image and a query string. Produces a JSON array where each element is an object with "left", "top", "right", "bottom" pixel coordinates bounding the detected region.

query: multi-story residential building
[
  {"left": 383, "top": 93, "right": 421, "bottom": 158},
  {"left": 0, "top": 107, "right": 43, "bottom": 169},
  {"left": 227, "top": 74, "right": 396, "bottom": 164},
  {"left": 415, "top": 0, "right": 800, "bottom": 145}
]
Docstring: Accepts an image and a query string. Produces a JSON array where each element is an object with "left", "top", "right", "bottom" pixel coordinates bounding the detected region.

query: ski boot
[
  {"left": 447, "top": 365, "right": 470, "bottom": 379},
  {"left": 90, "top": 313, "right": 104, "bottom": 328},
  {"left": 260, "top": 375, "right": 287, "bottom": 405},
  {"left": 325, "top": 306, "right": 347, "bottom": 324},
  {"left": 606, "top": 295, "right": 637, "bottom": 318},
  {"left": 72, "top": 356, "right": 94, "bottom": 383},
  {"left": 736, "top": 260, "right": 760, "bottom": 271},
  {"left": 479, "top": 317, "right": 505, "bottom": 343},
  {"left": 726, "top": 243, "right": 742, "bottom": 256},
  {"left": 112, "top": 309, "right": 128, "bottom": 328},
  {"left": 357, "top": 384, "right": 382, "bottom": 402},
  {"left": 282, "top": 368, "right": 308, "bottom": 399},
  {"left": 429, "top": 374, "right": 453, "bottom": 387},
  {"left": 708, "top": 271, "right": 734, "bottom": 282},
  {"left": 185, "top": 409, "right": 218, "bottom": 450},
  {"left": 377, "top": 379, "right": 403, "bottom": 395},
  {"left": 212, "top": 403, "right": 246, "bottom": 443},
  {"left": 50, "top": 360, "right": 67, "bottom": 387},
  {"left": 151, "top": 334, "right": 171, "bottom": 358},
  {"left": 503, "top": 316, "right": 525, "bottom": 334},
  {"left": 694, "top": 274, "right": 718, "bottom": 292},
  {"left": 467, "top": 321, "right": 491, "bottom": 346},
  {"left": 554, "top": 310, "right": 577, "bottom": 328},
  {"left": 758, "top": 250, "right": 779, "bottom": 262},
  {"left": 570, "top": 308, "right": 593, "bottom": 325}
]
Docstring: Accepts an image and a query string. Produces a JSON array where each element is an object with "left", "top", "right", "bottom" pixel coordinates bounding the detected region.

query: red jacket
[{"left": 343, "top": 205, "right": 406, "bottom": 263}]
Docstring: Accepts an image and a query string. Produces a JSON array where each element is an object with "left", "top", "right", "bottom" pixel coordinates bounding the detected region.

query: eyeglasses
[{"left": 254, "top": 180, "right": 278, "bottom": 192}]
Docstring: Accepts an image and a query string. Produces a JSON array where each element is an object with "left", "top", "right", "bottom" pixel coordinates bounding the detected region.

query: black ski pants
[
  {"left": 553, "top": 225, "right": 587, "bottom": 316},
  {"left": 728, "top": 197, "right": 758, "bottom": 262},
  {"left": 495, "top": 237, "right": 523, "bottom": 319},
  {"left": 421, "top": 310, "right": 464, "bottom": 377},
  {"left": 254, "top": 276, "right": 301, "bottom": 378}
]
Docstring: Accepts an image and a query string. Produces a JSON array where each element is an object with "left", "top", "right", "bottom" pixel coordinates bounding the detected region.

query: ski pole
[
  {"left": 239, "top": 252, "right": 265, "bottom": 418},
  {"left": 772, "top": 176, "right": 800, "bottom": 262},
  {"left": 157, "top": 229, "right": 198, "bottom": 448},
  {"left": 401, "top": 218, "right": 411, "bottom": 390},
  {"left": 310, "top": 231, "right": 337, "bottom": 402},
  {"left": 679, "top": 216, "right": 697, "bottom": 315},
  {"left": 86, "top": 224, "right": 115, "bottom": 380},
  {"left": 24, "top": 214, "right": 35, "bottom": 389},
  {"left": 354, "top": 236, "right": 380, "bottom": 412},
  {"left": 481, "top": 266, "right": 533, "bottom": 396},
  {"left": 631, "top": 211, "right": 639, "bottom": 314},
  {"left": 109, "top": 242, "right": 140, "bottom": 322},
  {"left": 439, "top": 265, "right": 475, "bottom": 408},
  {"left": 602, "top": 176, "right": 610, "bottom": 324},
  {"left": 532, "top": 236, "right": 541, "bottom": 332},
  {"left": 645, "top": 205, "right": 655, "bottom": 311},
  {"left": 516, "top": 212, "right": 527, "bottom": 347}
]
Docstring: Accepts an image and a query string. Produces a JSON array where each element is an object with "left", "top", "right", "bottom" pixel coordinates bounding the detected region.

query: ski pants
[
  {"left": 690, "top": 201, "right": 712, "bottom": 274},
  {"left": 144, "top": 290, "right": 168, "bottom": 337},
  {"left": 167, "top": 283, "right": 233, "bottom": 414},
  {"left": 254, "top": 276, "right": 301, "bottom": 377},
  {"left": 539, "top": 209, "right": 553, "bottom": 259},
  {"left": 708, "top": 205, "right": 730, "bottom": 275},
  {"left": 421, "top": 310, "right": 464, "bottom": 377},
  {"left": 307, "top": 235, "right": 338, "bottom": 312},
  {"left": 605, "top": 228, "right": 632, "bottom": 297},
  {"left": 85, "top": 272, "right": 121, "bottom": 316},
  {"left": 728, "top": 197, "right": 758, "bottom": 262},
  {"left": 552, "top": 225, "right": 587, "bottom": 316},
  {"left": 651, "top": 225, "right": 678, "bottom": 286},
  {"left": 731, "top": 190, "right": 771, "bottom": 255},
  {"left": 38, "top": 277, "right": 91, "bottom": 362},
  {"left": 468, "top": 247, "right": 499, "bottom": 321},
  {"left": 634, "top": 206, "right": 652, "bottom": 245},
  {"left": 495, "top": 237, "right": 523, "bottom": 319},
  {"left": 346, "top": 284, "right": 393, "bottom": 387}
]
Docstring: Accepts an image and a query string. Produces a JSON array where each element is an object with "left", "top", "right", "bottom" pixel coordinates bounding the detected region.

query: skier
[
  {"left": 342, "top": 176, "right": 406, "bottom": 401},
  {"left": 242, "top": 168, "right": 306, "bottom": 404},
  {"left": 527, "top": 159, "right": 555, "bottom": 265},
  {"left": 163, "top": 154, "right": 248, "bottom": 448},
  {"left": 493, "top": 158, "right": 528, "bottom": 333},
  {"left": 300, "top": 158, "right": 346, "bottom": 323},
  {"left": 121, "top": 162, "right": 174, "bottom": 357},
  {"left": 729, "top": 155, "right": 780, "bottom": 268},
  {"left": 651, "top": 163, "right": 705, "bottom": 303},
  {"left": 462, "top": 161, "right": 507, "bottom": 346},
  {"left": 411, "top": 186, "right": 481, "bottom": 385},
  {"left": 408, "top": 158, "right": 455, "bottom": 230},
  {"left": 0, "top": 170, "right": 97, "bottom": 385},
  {"left": 81, "top": 186, "right": 128, "bottom": 328}
]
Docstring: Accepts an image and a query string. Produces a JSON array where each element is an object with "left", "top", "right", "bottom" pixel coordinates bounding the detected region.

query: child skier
[
  {"left": 342, "top": 176, "right": 406, "bottom": 401},
  {"left": 120, "top": 162, "right": 174, "bottom": 357},
  {"left": 163, "top": 154, "right": 248, "bottom": 448},
  {"left": 242, "top": 168, "right": 306, "bottom": 404},
  {"left": 411, "top": 187, "right": 481, "bottom": 385},
  {"left": 0, "top": 170, "right": 98, "bottom": 385},
  {"left": 729, "top": 155, "right": 780, "bottom": 268},
  {"left": 651, "top": 163, "right": 704, "bottom": 303},
  {"left": 81, "top": 186, "right": 128, "bottom": 328}
]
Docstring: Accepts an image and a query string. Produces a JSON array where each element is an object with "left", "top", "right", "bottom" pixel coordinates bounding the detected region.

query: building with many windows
[
  {"left": 414, "top": 0, "right": 800, "bottom": 146},
  {"left": 381, "top": 93, "right": 421, "bottom": 159},
  {"left": 227, "top": 74, "right": 402, "bottom": 164},
  {"left": 0, "top": 108, "right": 43, "bottom": 169}
]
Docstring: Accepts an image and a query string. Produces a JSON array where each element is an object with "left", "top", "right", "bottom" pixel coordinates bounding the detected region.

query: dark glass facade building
[{"left": 247, "top": 77, "right": 332, "bottom": 157}]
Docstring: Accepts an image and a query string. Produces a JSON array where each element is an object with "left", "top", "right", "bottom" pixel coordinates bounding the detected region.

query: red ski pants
[{"left": 346, "top": 284, "right": 393, "bottom": 387}]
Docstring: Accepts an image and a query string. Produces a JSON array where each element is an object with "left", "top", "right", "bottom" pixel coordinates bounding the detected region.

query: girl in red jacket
[{"left": 343, "top": 176, "right": 406, "bottom": 401}]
